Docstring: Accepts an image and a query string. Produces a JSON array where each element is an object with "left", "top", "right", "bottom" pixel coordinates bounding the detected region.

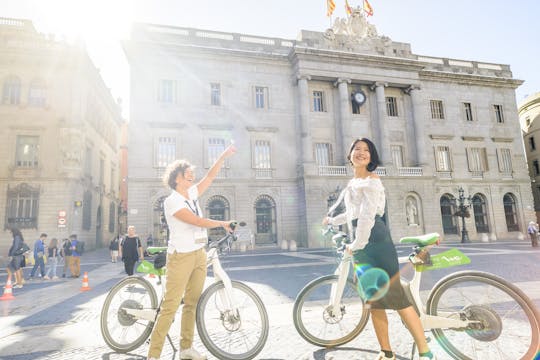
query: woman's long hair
[{"left": 10, "top": 227, "right": 24, "bottom": 242}]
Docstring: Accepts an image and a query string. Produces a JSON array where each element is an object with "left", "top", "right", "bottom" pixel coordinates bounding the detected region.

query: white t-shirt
[{"left": 164, "top": 186, "right": 207, "bottom": 253}]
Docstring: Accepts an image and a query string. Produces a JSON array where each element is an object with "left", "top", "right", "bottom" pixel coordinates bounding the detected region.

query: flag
[
  {"left": 326, "top": 0, "right": 336, "bottom": 17},
  {"left": 363, "top": 0, "right": 374, "bottom": 16},
  {"left": 345, "top": 0, "right": 353, "bottom": 16}
]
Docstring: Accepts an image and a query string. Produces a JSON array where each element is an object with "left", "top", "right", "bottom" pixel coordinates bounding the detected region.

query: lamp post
[{"left": 456, "top": 187, "right": 472, "bottom": 244}]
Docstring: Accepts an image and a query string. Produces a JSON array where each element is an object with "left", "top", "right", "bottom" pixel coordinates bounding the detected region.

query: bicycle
[
  {"left": 100, "top": 222, "right": 269, "bottom": 360},
  {"left": 292, "top": 225, "right": 540, "bottom": 359}
]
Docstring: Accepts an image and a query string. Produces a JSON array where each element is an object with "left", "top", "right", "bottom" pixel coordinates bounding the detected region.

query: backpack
[
  {"left": 63, "top": 241, "right": 72, "bottom": 256},
  {"left": 75, "top": 241, "right": 85, "bottom": 255}
]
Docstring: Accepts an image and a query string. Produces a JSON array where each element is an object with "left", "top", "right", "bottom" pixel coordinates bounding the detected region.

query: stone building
[
  {"left": 123, "top": 12, "right": 532, "bottom": 248},
  {"left": 0, "top": 18, "right": 122, "bottom": 261},
  {"left": 519, "top": 92, "right": 540, "bottom": 222}
]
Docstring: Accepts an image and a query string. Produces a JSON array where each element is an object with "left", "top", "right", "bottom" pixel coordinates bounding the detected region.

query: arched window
[
  {"left": 206, "top": 196, "right": 230, "bottom": 241},
  {"left": 440, "top": 194, "right": 458, "bottom": 234},
  {"left": 254, "top": 195, "right": 277, "bottom": 244},
  {"left": 5, "top": 183, "right": 40, "bottom": 229},
  {"left": 472, "top": 194, "right": 489, "bottom": 233},
  {"left": 503, "top": 193, "right": 519, "bottom": 231},
  {"left": 28, "top": 79, "right": 46, "bottom": 107},
  {"left": 2, "top": 75, "right": 21, "bottom": 105}
]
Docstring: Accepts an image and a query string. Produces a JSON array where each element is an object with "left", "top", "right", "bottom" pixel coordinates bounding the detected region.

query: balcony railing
[
  {"left": 397, "top": 167, "right": 423, "bottom": 177},
  {"left": 254, "top": 168, "right": 273, "bottom": 179},
  {"left": 471, "top": 171, "right": 484, "bottom": 179},
  {"left": 374, "top": 167, "right": 387, "bottom": 176},
  {"left": 437, "top": 171, "right": 453, "bottom": 179},
  {"left": 318, "top": 165, "right": 348, "bottom": 176}
]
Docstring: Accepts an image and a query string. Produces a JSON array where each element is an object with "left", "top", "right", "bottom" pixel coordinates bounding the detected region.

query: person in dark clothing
[
  {"left": 29, "top": 233, "right": 47, "bottom": 280},
  {"left": 109, "top": 236, "right": 120, "bottom": 263},
  {"left": 119, "top": 226, "right": 143, "bottom": 276},
  {"left": 7, "top": 227, "right": 26, "bottom": 288}
]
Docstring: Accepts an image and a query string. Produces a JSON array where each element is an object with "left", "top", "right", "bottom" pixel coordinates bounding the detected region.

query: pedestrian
[
  {"left": 323, "top": 138, "right": 437, "bottom": 360},
  {"left": 60, "top": 238, "right": 72, "bottom": 278},
  {"left": 109, "top": 236, "right": 120, "bottom": 263},
  {"left": 6, "top": 227, "right": 27, "bottom": 288},
  {"left": 44, "top": 237, "right": 59, "bottom": 279},
  {"left": 527, "top": 221, "right": 539, "bottom": 247},
  {"left": 119, "top": 226, "right": 143, "bottom": 275},
  {"left": 29, "top": 233, "right": 47, "bottom": 280},
  {"left": 69, "top": 234, "right": 81, "bottom": 278},
  {"left": 146, "top": 143, "right": 236, "bottom": 360}
]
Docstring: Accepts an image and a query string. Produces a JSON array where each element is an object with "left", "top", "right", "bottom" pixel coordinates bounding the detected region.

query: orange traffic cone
[
  {"left": 0, "top": 278, "right": 15, "bottom": 301},
  {"left": 80, "top": 272, "right": 91, "bottom": 291}
]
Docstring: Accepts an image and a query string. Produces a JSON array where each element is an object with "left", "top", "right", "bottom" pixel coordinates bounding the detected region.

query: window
[
  {"left": 108, "top": 202, "right": 115, "bottom": 233},
  {"left": 534, "top": 160, "right": 540, "bottom": 175},
  {"left": 493, "top": 104, "right": 504, "bottom": 123},
  {"left": 530, "top": 137, "right": 536, "bottom": 151},
  {"left": 435, "top": 146, "right": 452, "bottom": 171},
  {"left": 207, "top": 138, "right": 226, "bottom": 167},
  {"left": 28, "top": 79, "right": 46, "bottom": 107},
  {"left": 84, "top": 146, "right": 92, "bottom": 176},
  {"left": 254, "top": 195, "right": 277, "bottom": 244},
  {"left": 255, "top": 86, "right": 268, "bottom": 109},
  {"left": 315, "top": 143, "right": 333, "bottom": 166},
  {"left": 430, "top": 100, "right": 445, "bottom": 119},
  {"left": 466, "top": 147, "right": 488, "bottom": 172},
  {"left": 497, "top": 148, "right": 512, "bottom": 173},
  {"left": 391, "top": 145, "right": 404, "bottom": 167},
  {"left": 210, "top": 83, "right": 221, "bottom": 106},
  {"left": 503, "top": 193, "right": 519, "bottom": 231},
  {"left": 254, "top": 140, "right": 271, "bottom": 168},
  {"left": 110, "top": 163, "right": 116, "bottom": 193},
  {"left": 157, "top": 79, "right": 177, "bottom": 103},
  {"left": 6, "top": 183, "right": 39, "bottom": 229},
  {"left": 312, "top": 91, "right": 325, "bottom": 112},
  {"left": 472, "top": 194, "right": 489, "bottom": 233},
  {"left": 440, "top": 195, "right": 458, "bottom": 234},
  {"left": 15, "top": 135, "right": 39, "bottom": 168},
  {"left": 2, "top": 75, "right": 21, "bottom": 105},
  {"left": 206, "top": 196, "right": 230, "bottom": 241},
  {"left": 155, "top": 137, "right": 176, "bottom": 168},
  {"left": 385, "top": 97, "right": 398, "bottom": 117},
  {"left": 463, "top": 102, "right": 473, "bottom": 121},
  {"left": 82, "top": 191, "right": 92, "bottom": 230}
]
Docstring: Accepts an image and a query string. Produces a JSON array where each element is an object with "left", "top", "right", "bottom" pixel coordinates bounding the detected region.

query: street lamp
[{"left": 454, "top": 187, "right": 472, "bottom": 244}]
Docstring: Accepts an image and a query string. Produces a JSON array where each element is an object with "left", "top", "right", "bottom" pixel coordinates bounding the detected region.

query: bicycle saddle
[{"left": 399, "top": 233, "right": 440, "bottom": 247}]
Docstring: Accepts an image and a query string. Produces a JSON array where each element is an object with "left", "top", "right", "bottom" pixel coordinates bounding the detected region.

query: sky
[{"left": 2, "top": 0, "right": 539, "bottom": 118}]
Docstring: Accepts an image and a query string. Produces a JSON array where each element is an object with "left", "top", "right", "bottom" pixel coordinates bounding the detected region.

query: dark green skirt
[{"left": 352, "top": 216, "right": 411, "bottom": 310}]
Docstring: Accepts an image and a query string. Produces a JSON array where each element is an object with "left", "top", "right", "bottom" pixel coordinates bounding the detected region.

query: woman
[
  {"left": 44, "top": 238, "right": 59, "bottom": 280},
  {"left": 109, "top": 236, "right": 120, "bottom": 263},
  {"left": 7, "top": 228, "right": 25, "bottom": 288},
  {"left": 119, "top": 226, "right": 143, "bottom": 276},
  {"left": 147, "top": 144, "right": 236, "bottom": 360},
  {"left": 324, "top": 138, "right": 436, "bottom": 360}
]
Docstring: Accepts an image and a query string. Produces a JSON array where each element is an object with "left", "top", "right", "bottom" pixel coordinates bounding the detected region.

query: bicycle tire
[
  {"left": 293, "top": 274, "right": 370, "bottom": 347},
  {"left": 426, "top": 270, "right": 540, "bottom": 360},
  {"left": 100, "top": 276, "right": 158, "bottom": 353},
  {"left": 196, "top": 280, "right": 269, "bottom": 360}
]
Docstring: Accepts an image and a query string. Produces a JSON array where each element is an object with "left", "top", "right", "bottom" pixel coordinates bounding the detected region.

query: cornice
[
  {"left": 246, "top": 126, "right": 279, "bottom": 133},
  {"left": 420, "top": 70, "right": 523, "bottom": 89},
  {"left": 429, "top": 134, "right": 454, "bottom": 140},
  {"left": 199, "top": 124, "right": 234, "bottom": 131},
  {"left": 491, "top": 137, "right": 514, "bottom": 143}
]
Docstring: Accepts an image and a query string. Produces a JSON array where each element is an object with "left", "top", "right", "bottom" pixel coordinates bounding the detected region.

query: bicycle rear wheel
[
  {"left": 293, "top": 274, "right": 370, "bottom": 347},
  {"left": 196, "top": 280, "right": 269, "bottom": 360},
  {"left": 100, "top": 276, "right": 158, "bottom": 353},
  {"left": 426, "top": 270, "right": 540, "bottom": 360}
]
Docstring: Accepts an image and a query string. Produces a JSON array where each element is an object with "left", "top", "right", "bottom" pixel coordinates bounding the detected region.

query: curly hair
[{"left": 163, "top": 159, "right": 193, "bottom": 190}]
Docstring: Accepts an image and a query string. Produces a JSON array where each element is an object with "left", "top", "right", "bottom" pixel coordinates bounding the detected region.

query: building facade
[
  {"left": 0, "top": 18, "right": 122, "bottom": 262},
  {"left": 123, "top": 14, "right": 533, "bottom": 248},
  {"left": 519, "top": 92, "right": 540, "bottom": 221}
]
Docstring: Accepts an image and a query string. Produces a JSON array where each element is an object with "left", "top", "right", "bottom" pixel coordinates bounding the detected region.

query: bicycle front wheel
[
  {"left": 293, "top": 274, "right": 370, "bottom": 347},
  {"left": 196, "top": 280, "right": 269, "bottom": 360},
  {"left": 100, "top": 276, "right": 158, "bottom": 353},
  {"left": 426, "top": 270, "right": 540, "bottom": 360}
]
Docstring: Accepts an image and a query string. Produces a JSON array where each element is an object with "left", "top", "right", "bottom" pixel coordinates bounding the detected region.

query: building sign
[{"left": 58, "top": 210, "right": 67, "bottom": 228}]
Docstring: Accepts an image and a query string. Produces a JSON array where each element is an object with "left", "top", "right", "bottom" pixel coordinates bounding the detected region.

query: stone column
[
  {"left": 407, "top": 86, "right": 427, "bottom": 165},
  {"left": 373, "top": 82, "right": 389, "bottom": 165},
  {"left": 297, "top": 75, "right": 314, "bottom": 163},
  {"left": 335, "top": 78, "right": 351, "bottom": 164}
]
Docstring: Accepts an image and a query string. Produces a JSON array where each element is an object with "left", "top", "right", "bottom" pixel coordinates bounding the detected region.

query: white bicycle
[
  {"left": 100, "top": 222, "right": 269, "bottom": 360},
  {"left": 293, "top": 225, "right": 540, "bottom": 360}
]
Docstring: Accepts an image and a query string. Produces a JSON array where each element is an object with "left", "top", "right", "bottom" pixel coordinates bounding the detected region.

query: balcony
[
  {"left": 471, "top": 171, "right": 484, "bottom": 179},
  {"left": 437, "top": 171, "right": 453, "bottom": 180},
  {"left": 397, "top": 167, "right": 423, "bottom": 177},
  {"left": 254, "top": 168, "right": 273, "bottom": 179},
  {"left": 374, "top": 167, "right": 387, "bottom": 176},
  {"left": 318, "top": 165, "right": 348, "bottom": 176}
]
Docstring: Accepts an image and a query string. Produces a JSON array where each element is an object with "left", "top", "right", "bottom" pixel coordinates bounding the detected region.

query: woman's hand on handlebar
[
  {"left": 322, "top": 216, "right": 331, "bottom": 226},
  {"left": 220, "top": 221, "right": 234, "bottom": 233}
]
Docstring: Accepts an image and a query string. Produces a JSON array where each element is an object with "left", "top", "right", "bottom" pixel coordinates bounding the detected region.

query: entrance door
[{"left": 254, "top": 195, "right": 276, "bottom": 245}]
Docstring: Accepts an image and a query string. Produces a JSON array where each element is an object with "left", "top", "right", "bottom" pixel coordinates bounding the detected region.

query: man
[
  {"left": 29, "top": 233, "right": 47, "bottom": 280},
  {"left": 69, "top": 234, "right": 81, "bottom": 278},
  {"left": 119, "top": 226, "right": 144, "bottom": 276}
]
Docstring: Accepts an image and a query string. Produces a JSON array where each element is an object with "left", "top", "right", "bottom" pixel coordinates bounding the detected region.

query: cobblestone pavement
[{"left": 0, "top": 241, "right": 539, "bottom": 360}]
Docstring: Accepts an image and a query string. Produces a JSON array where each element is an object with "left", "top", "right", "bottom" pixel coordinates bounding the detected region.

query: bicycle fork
[
  {"left": 211, "top": 256, "right": 237, "bottom": 314},
  {"left": 329, "top": 255, "right": 352, "bottom": 316}
]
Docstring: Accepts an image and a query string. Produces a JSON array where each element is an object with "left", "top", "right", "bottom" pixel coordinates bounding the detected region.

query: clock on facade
[{"left": 352, "top": 90, "right": 367, "bottom": 106}]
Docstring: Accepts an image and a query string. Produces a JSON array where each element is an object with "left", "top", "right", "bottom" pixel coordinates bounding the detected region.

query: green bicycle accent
[
  {"left": 417, "top": 248, "right": 471, "bottom": 272},
  {"left": 136, "top": 259, "right": 166, "bottom": 276}
]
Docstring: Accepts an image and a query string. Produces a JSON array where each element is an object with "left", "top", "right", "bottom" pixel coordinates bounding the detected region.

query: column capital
[
  {"left": 369, "top": 82, "right": 388, "bottom": 91},
  {"left": 403, "top": 85, "right": 421, "bottom": 95},
  {"left": 333, "top": 78, "right": 352, "bottom": 87},
  {"left": 296, "top": 74, "right": 312, "bottom": 82}
]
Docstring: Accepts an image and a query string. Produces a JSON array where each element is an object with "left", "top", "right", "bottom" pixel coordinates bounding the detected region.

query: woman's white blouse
[{"left": 329, "top": 177, "right": 386, "bottom": 251}]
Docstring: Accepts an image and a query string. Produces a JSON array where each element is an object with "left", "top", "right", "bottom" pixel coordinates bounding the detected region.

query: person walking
[
  {"left": 119, "top": 226, "right": 143, "bottom": 275},
  {"left": 147, "top": 144, "right": 236, "bottom": 360},
  {"left": 69, "top": 234, "right": 81, "bottom": 278},
  {"left": 324, "top": 138, "right": 437, "bottom": 360},
  {"left": 60, "top": 238, "right": 72, "bottom": 278},
  {"left": 29, "top": 233, "right": 47, "bottom": 280},
  {"left": 44, "top": 237, "right": 59, "bottom": 279},
  {"left": 7, "top": 228, "right": 27, "bottom": 288},
  {"left": 109, "top": 236, "right": 120, "bottom": 263},
  {"left": 527, "top": 221, "right": 539, "bottom": 247}
]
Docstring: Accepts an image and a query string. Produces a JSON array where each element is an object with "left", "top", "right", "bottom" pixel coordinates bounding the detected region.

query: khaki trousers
[
  {"left": 148, "top": 248, "right": 207, "bottom": 358},
  {"left": 69, "top": 256, "right": 80, "bottom": 277}
]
